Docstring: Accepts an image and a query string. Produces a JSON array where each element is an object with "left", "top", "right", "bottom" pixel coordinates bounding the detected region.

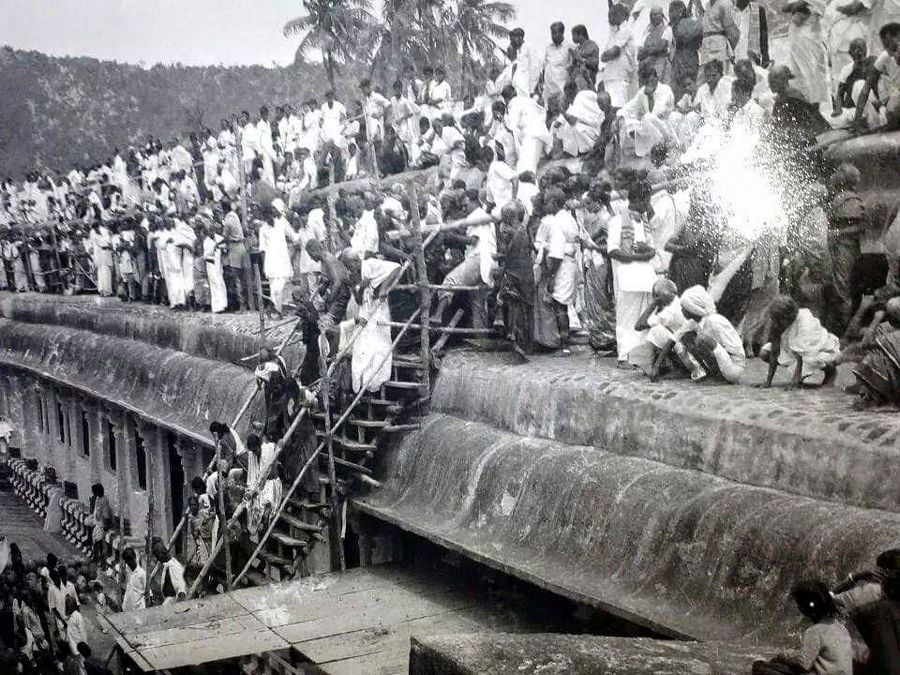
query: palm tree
[
  {"left": 283, "top": 0, "right": 376, "bottom": 91},
  {"left": 449, "top": 0, "right": 515, "bottom": 95}
]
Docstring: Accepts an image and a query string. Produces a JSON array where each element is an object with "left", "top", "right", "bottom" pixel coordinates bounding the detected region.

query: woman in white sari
[{"left": 786, "top": 0, "right": 831, "bottom": 105}]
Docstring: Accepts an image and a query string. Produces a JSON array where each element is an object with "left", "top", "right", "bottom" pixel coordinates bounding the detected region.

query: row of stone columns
[{"left": 0, "top": 368, "right": 206, "bottom": 547}]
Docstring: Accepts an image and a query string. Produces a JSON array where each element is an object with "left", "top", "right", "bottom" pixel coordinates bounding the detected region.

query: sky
[{"left": 0, "top": 0, "right": 607, "bottom": 68}]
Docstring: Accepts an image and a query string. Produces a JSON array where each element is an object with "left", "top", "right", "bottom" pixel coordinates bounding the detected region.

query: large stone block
[{"left": 357, "top": 414, "right": 900, "bottom": 645}]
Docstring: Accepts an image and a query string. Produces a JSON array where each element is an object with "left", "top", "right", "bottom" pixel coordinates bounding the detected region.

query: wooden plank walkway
[{"left": 105, "top": 564, "right": 529, "bottom": 673}]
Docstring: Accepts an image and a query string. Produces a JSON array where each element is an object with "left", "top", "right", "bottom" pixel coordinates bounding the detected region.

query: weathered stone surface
[
  {"left": 0, "top": 292, "right": 303, "bottom": 371},
  {"left": 409, "top": 633, "right": 778, "bottom": 675},
  {"left": 431, "top": 352, "right": 900, "bottom": 512},
  {"left": 357, "top": 413, "right": 900, "bottom": 644},
  {"left": 0, "top": 318, "right": 261, "bottom": 443},
  {"left": 409, "top": 633, "right": 772, "bottom": 675}
]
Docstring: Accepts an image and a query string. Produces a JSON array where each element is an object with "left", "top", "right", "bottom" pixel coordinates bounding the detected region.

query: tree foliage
[{"left": 0, "top": 47, "right": 346, "bottom": 178}]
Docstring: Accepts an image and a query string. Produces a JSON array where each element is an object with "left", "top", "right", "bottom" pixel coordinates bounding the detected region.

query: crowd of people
[
  {"left": 0, "top": 544, "right": 112, "bottom": 674},
  {"left": 3, "top": 2, "right": 900, "bottom": 669}
]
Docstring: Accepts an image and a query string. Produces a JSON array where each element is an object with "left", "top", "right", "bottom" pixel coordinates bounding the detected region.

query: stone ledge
[
  {"left": 408, "top": 633, "right": 778, "bottom": 675},
  {"left": 433, "top": 351, "right": 900, "bottom": 513},
  {"left": 356, "top": 413, "right": 900, "bottom": 645},
  {"left": 0, "top": 318, "right": 261, "bottom": 443},
  {"left": 0, "top": 292, "right": 302, "bottom": 370}
]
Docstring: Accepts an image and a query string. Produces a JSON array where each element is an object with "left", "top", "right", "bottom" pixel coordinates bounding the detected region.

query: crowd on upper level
[{"left": 2, "top": 3, "right": 900, "bottom": 416}]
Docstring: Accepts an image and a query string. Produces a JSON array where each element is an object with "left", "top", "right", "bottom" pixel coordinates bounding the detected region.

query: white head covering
[{"left": 680, "top": 285, "right": 717, "bottom": 318}]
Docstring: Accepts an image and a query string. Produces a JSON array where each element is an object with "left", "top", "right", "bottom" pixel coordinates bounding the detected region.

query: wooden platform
[{"left": 103, "top": 564, "right": 528, "bottom": 674}]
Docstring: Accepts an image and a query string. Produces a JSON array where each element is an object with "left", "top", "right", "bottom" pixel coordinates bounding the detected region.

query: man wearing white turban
[{"left": 672, "top": 285, "right": 746, "bottom": 382}]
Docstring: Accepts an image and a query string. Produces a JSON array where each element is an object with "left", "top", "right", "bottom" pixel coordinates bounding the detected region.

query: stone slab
[
  {"left": 408, "top": 633, "right": 778, "bottom": 675},
  {"left": 355, "top": 413, "right": 900, "bottom": 645},
  {"left": 432, "top": 351, "right": 900, "bottom": 513}
]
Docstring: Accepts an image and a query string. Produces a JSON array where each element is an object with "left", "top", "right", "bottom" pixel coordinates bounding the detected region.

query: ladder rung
[
  {"left": 279, "top": 512, "right": 324, "bottom": 533},
  {"left": 287, "top": 499, "right": 329, "bottom": 513},
  {"left": 333, "top": 457, "right": 373, "bottom": 475},
  {"left": 384, "top": 380, "right": 422, "bottom": 390},
  {"left": 393, "top": 357, "right": 425, "bottom": 369},
  {"left": 361, "top": 397, "right": 400, "bottom": 407},
  {"left": 271, "top": 531, "right": 309, "bottom": 550},
  {"left": 360, "top": 475, "right": 383, "bottom": 489},
  {"left": 257, "top": 549, "right": 292, "bottom": 569},
  {"left": 383, "top": 424, "right": 421, "bottom": 432},
  {"left": 347, "top": 419, "right": 388, "bottom": 429},
  {"left": 315, "top": 432, "right": 377, "bottom": 452}
]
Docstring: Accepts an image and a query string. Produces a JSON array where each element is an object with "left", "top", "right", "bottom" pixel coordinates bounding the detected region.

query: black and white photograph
[{"left": 0, "top": 0, "right": 898, "bottom": 672}]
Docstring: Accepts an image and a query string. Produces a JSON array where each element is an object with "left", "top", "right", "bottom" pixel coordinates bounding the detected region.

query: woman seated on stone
[
  {"left": 670, "top": 285, "right": 746, "bottom": 383},
  {"left": 759, "top": 295, "right": 840, "bottom": 388},
  {"left": 752, "top": 580, "right": 853, "bottom": 675}
]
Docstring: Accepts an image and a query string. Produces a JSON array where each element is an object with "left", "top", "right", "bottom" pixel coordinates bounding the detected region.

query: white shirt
[
  {"left": 600, "top": 24, "right": 636, "bottom": 83},
  {"left": 543, "top": 41, "right": 575, "bottom": 99},
  {"left": 486, "top": 160, "right": 518, "bottom": 209},
  {"left": 351, "top": 209, "right": 380, "bottom": 255},
  {"left": 241, "top": 122, "right": 259, "bottom": 160},
  {"left": 619, "top": 83, "right": 676, "bottom": 119},
  {"left": 462, "top": 206, "right": 497, "bottom": 285},
  {"left": 694, "top": 75, "right": 735, "bottom": 119},
  {"left": 122, "top": 565, "right": 146, "bottom": 612},
  {"left": 320, "top": 100, "right": 347, "bottom": 140},
  {"left": 512, "top": 44, "right": 542, "bottom": 96}
]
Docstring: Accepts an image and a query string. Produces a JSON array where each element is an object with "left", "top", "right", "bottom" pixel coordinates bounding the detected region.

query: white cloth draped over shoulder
[{"left": 351, "top": 258, "right": 401, "bottom": 393}]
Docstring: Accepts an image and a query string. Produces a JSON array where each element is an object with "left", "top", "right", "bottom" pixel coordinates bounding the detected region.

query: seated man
[
  {"left": 670, "top": 59, "right": 735, "bottom": 143},
  {"left": 759, "top": 295, "right": 840, "bottom": 387},
  {"left": 551, "top": 80, "right": 606, "bottom": 158},
  {"left": 671, "top": 285, "right": 746, "bottom": 383},
  {"left": 617, "top": 62, "right": 676, "bottom": 158},
  {"left": 830, "top": 37, "right": 881, "bottom": 128},
  {"left": 635, "top": 278, "right": 688, "bottom": 379}
]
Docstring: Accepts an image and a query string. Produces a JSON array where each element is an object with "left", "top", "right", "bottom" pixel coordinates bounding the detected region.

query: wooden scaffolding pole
[{"left": 407, "top": 182, "right": 431, "bottom": 394}]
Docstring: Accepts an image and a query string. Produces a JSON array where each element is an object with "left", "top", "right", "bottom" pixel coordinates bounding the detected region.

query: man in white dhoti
[
  {"left": 543, "top": 189, "right": 581, "bottom": 349},
  {"left": 259, "top": 200, "right": 295, "bottom": 317},
  {"left": 173, "top": 216, "right": 197, "bottom": 307},
  {"left": 541, "top": 22, "right": 574, "bottom": 109},
  {"left": 291, "top": 204, "right": 327, "bottom": 300},
  {"left": 600, "top": 4, "right": 638, "bottom": 107},
  {"left": 89, "top": 221, "right": 114, "bottom": 297},
  {"left": 256, "top": 106, "right": 277, "bottom": 186},
  {"left": 120, "top": 548, "right": 146, "bottom": 612},
  {"left": 607, "top": 181, "right": 658, "bottom": 367},
  {"left": 202, "top": 221, "right": 227, "bottom": 313},
  {"left": 360, "top": 78, "right": 391, "bottom": 145},
  {"left": 390, "top": 79, "right": 421, "bottom": 154},
  {"left": 345, "top": 250, "right": 403, "bottom": 392},
  {"left": 502, "top": 85, "right": 551, "bottom": 174},
  {"left": 350, "top": 195, "right": 381, "bottom": 256},
  {"left": 617, "top": 63, "right": 676, "bottom": 157},
  {"left": 785, "top": 0, "right": 831, "bottom": 105},
  {"left": 239, "top": 110, "right": 259, "bottom": 177},
  {"left": 552, "top": 81, "right": 606, "bottom": 157},
  {"left": 509, "top": 28, "right": 542, "bottom": 98},
  {"left": 320, "top": 91, "right": 348, "bottom": 148}
]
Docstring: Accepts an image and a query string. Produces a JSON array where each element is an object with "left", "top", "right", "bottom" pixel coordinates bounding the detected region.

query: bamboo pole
[
  {"left": 319, "top": 339, "right": 343, "bottom": 572},
  {"left": 407, "top": 182, "right": 431, "bottom": 395},
  {"left": 143, "top": 430, "right": 154, "bottom": 607},
  {"left": 377, "top": 321, "right": 493, "bottom": 334},
  {"left": 215, "top": 436, "right": 231, "bottom": 591},
  {"left": 229, "top": 308, "right": 422, "bottom": 588}
]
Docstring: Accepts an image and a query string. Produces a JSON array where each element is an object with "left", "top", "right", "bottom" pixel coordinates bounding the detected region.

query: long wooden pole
[
  {"left": 143, "top": 429, "right": 154, "bottom": 607},
  {"left": 215, "top": 436, "right": 231, "bottom": 591},
  {"left": 407, "top": 183, "right": 431, "bottom": 395}
]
